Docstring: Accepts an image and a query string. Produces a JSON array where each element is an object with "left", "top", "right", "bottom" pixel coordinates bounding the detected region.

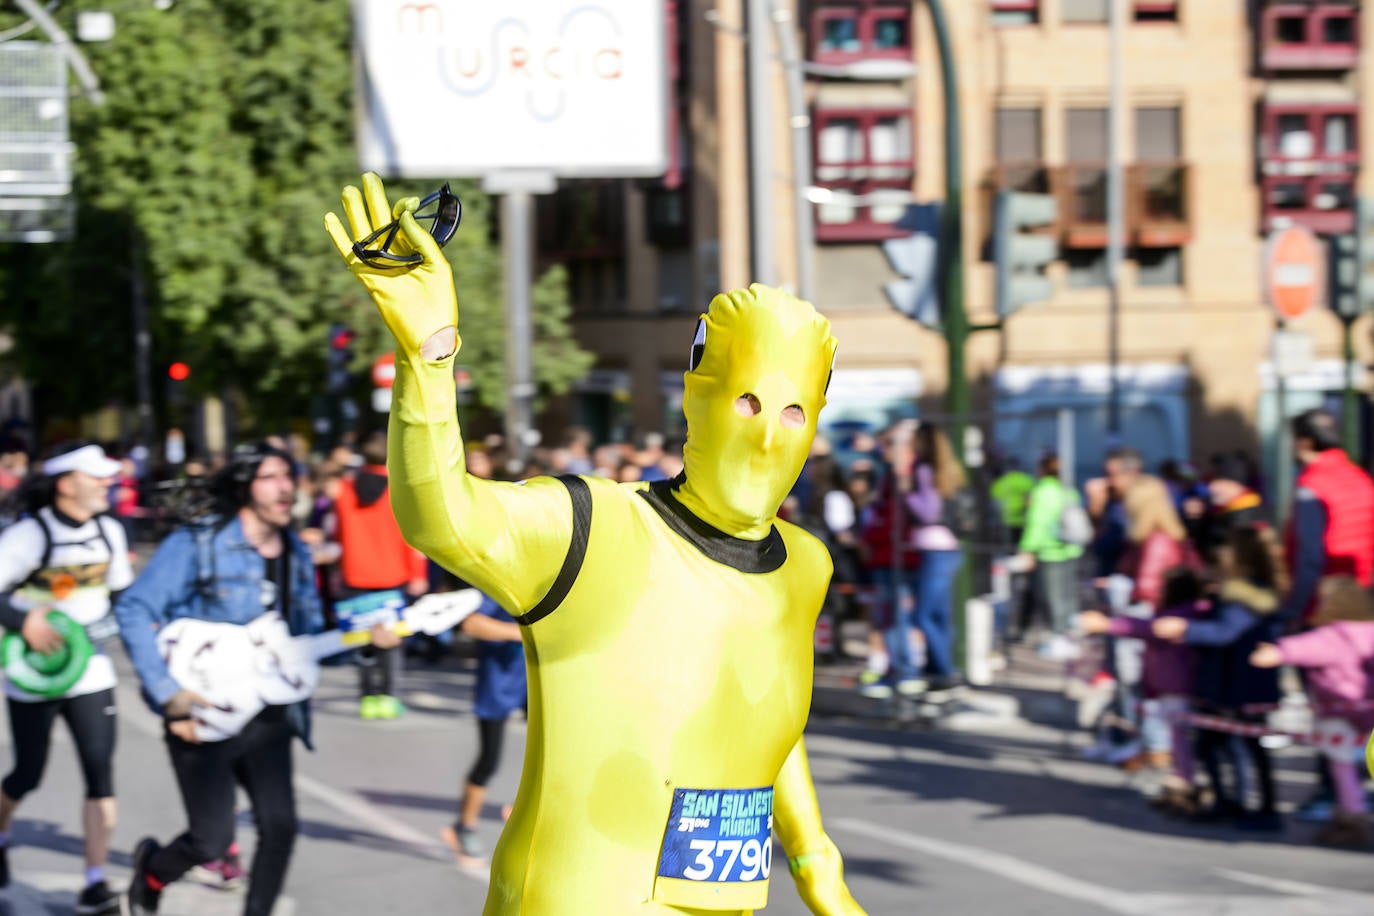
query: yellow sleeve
[
  {"left": 774, "top": 737, "right": 866, "bottom": 915},
  {"left": 387, "top": 348, "right": 572, "bottom": 617}
]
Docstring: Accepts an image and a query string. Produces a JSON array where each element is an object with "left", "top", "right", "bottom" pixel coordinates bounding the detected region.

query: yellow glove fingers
[
  {"left": 361, "top": 172, "right": 395, "bottom": 235},
  {"left": 393, "top": 196, "right": 421, "bottom": 220},
  {"left": 323, "top": 211, "right": 359, "bottom": 264},
  {"left": 398, "top": 210, "right": 447, "bottom": 266},
  {"left": 341, "top": 184, "right": 374, "bottom": 241}
]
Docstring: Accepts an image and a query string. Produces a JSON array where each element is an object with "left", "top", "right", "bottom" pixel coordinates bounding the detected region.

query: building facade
[{"left": 540, "top": 0, "right": 1374, "bottom": 482}]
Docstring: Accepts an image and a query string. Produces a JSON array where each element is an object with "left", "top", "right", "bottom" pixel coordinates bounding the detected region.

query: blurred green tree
[{"left": 0, "top": 0, "right": 590, "bottom": 433}]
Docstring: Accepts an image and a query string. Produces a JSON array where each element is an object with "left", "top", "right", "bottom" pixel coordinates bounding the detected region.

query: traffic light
[
  {"left": 1328, "top": 198, "right": 1374, "bottom": 322},
  {"left": 881, "top": 203, "right": 942, "bottom": 331},
  {"left": 166, "top": 362, "right": 190, "bottom": 404},
  {"left": 326, "top": 322, "right": 354, "bottom": 394},
  {"left": 992, "top": 190, "right": 1058, "bottom": 318}
]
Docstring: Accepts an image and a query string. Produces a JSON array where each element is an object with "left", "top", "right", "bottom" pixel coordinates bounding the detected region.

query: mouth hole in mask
[
  {"left": 735, "top": 393, "right": 762, "bottom": 417},
  {"left": 781, "top": 405, "right": 806, "bottom": 429}
]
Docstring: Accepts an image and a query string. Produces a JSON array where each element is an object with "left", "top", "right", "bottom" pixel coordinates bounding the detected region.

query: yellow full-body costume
[{"left": 327, "top": 174, "right": 864, "bottom": 915}]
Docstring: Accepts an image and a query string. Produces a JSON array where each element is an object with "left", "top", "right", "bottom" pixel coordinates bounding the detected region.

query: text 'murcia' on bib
[{"left": 654, "top": 787, "right": 773, "bottom": 910}]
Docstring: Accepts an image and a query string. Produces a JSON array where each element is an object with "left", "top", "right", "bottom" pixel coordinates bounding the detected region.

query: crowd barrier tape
[{"left": 1169, "top": 710, "right": 1364, "bottom": 751}]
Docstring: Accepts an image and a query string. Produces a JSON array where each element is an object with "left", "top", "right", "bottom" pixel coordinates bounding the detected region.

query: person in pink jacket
[{"left": 1252, "top": 576, "right": 1374, "bottom": 848}]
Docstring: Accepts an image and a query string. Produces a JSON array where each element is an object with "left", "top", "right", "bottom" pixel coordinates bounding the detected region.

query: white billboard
[{"left": 354, "top": 0, "right": 669, "bottom": 179}]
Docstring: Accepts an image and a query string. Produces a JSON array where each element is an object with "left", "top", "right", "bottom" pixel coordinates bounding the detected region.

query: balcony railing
[
  {"left": 1128, "top": 162, "right": 1191, "bottom": 246},
  {"left": 985, "top": 163, "right": 1192, "bottom": 249},
  {"left": 1260, "top": 2, "right": 1359, "bottom": 71},
  {"left": 1263, "top": 173, "right": 1355, "bottom": 234}
]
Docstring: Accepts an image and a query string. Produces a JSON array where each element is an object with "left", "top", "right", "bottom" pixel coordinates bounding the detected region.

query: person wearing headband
[
  {"left": 0, "top": 443, "right": 130, "bottom": 915},
  {"left": 327, "top": 173, "right": 864, "bottom": 915}
]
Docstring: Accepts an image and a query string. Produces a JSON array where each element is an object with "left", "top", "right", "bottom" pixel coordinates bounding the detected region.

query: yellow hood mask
[{"left": 676, "top": 283, "right": 838, "bottom": 539}]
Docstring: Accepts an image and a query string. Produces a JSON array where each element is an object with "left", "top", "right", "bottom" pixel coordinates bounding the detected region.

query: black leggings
[
  {"left": 467, "top": 717, "right": 508, "bottom": 788},
  {"left": 2, "top": 688, "right": 116, "bottom": 800},
  {"left": 149, "top": 706, "right": 298, "bottom": 916},
  {"left": 1196, "top": 725, "right": 1276, "bottom": 815}
]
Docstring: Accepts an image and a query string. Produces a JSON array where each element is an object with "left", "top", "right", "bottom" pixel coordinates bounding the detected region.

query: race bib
[
  {"left": 333, "top": 590, "right": 405, "bottom": 646},
  {"left": 653, "top": 787, "right": 773, "bottom": 910},
  {"left": 83, "top": 614, "right": 120, "bottom": 644}
]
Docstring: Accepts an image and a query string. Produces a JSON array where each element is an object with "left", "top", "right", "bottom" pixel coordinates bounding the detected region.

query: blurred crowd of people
[{"left": 4, "top": 406, "right": 1374, "bottom": 857}]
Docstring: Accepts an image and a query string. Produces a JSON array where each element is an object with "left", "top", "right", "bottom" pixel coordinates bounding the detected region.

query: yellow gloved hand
[
  {"left": 788, "top": 835, "right": 866, "bottom": 916},
  {"left": 1366, "top": 728, "right": 1374, "bottom": 779},
  {"left": 323, "top": 172, "right": 459, "bottom": 358}
]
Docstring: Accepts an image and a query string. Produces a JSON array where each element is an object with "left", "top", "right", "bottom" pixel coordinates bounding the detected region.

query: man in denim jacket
[{"left": 115, "top": 442, "right": 395, "bottom": 916}]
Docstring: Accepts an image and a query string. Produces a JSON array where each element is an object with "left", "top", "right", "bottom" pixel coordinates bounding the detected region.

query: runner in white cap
[{"left": 0, "top": 442, "right": 130, "bottom": 914}]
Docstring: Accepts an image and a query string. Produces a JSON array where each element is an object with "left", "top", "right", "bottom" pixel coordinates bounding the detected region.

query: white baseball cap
[{"left": 43, "top": 444, "right": 122, "bottom": 479}]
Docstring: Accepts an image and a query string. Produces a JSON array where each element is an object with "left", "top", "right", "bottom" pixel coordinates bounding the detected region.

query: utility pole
[
  {"left": 1106, "top": 0, "right": 1124, "bottom": 438},
  {"left": 928, "top": 0, "right": 965, "bottom": 457},
  {"left": 747, "top": 0, "right": 776, "bottom": 285}
]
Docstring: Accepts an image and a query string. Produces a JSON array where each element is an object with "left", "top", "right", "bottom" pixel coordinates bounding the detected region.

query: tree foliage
[{"left": 0, "top": 0, "right": 590, "bottom": 431}]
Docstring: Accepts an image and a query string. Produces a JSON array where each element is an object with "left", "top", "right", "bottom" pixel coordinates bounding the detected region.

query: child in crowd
[
  {"left": 441, "top": 594, "right": 526, "bottom": 863},
  {"left": 1251, "top": 576, "right": 1374, "bottom": 848},
  {"left": 1080, "top": 567, "right": 1207, "bottom": 811},
  {"left": 1152, "top": 525, "right": 1284, "bottom": 830}
]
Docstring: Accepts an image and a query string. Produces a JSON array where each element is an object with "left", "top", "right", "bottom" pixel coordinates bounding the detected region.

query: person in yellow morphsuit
[{"left": 326, "top": 174, "right": 864, "bottom": 916}]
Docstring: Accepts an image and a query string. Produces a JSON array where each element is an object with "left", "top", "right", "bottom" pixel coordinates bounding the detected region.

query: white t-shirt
[{"left": 0, "top": 508, "right": 134, "bottom": 702}]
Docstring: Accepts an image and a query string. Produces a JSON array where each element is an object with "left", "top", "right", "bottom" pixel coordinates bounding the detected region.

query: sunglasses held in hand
[{"left": 351, "top": 183, "right": 462, "bottom": 268}]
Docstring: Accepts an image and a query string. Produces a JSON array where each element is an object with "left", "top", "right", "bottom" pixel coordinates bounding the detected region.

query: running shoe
[
  {"left": 1293, "top": 796, "right": 1335, "bottom": 824},
  {"left": 75, "top": 879, "right": 121, "bottom": 915},
  {"left": 375, "top": 695, "right": 407, "bottom": 719},
  {"left": 359, "top": 695, "right": 381, "bottom": 719},
  {"left": 219, "top": 845, "right": 245, "bottom": 889},
  {"left": 895, "top": 678, "right": 928, "bottom": 697},
  {"left": 440, "top": 823, "right": 484, "bottom": 861},
  {"left": 127, "top": 837, "right": 162, "bottom": 915},
  {"left": 858, "top": 669, "right": 892, "bottom": 699}
]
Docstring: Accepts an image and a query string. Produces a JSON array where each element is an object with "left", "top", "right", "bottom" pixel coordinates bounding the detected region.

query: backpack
[{"left": 1056, "top": 491, "right": 1094, "bottom": 547}]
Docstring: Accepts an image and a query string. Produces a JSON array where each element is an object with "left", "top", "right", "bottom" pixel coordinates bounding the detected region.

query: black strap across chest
[{"left": 514, "top": 476, "right": 592, "bottom": 626}]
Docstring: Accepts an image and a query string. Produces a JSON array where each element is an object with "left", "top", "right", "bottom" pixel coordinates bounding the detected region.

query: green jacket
[
  {"left": 989, "top": 470, "right": 1034, "bottom": 529},
  {"left": 1019, "top": 477, "right": 1085, "bottom": 562}
]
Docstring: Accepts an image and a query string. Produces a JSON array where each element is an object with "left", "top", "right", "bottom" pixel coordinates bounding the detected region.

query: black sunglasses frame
[{"left": 351, "top": 183, "right": 462, "bottom": 267}]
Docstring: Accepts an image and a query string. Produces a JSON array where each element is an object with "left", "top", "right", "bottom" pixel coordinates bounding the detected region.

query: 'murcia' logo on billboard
[{"left": 398, "top": 4, "right": 626, "bottom": 123}]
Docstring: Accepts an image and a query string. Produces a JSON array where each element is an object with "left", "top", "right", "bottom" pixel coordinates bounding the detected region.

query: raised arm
[{"left": 325, "top": 174, "right": 572, "bottom": 615}]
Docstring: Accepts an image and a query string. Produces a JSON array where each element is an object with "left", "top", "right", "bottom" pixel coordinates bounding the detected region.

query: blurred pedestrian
[
  {"left": 440, "top": 594, "right": 526, "bottom": 862},
  {"left": 0, "top": 443, "right": 130, "bottom": 915},
  {"left": 333, "top": 431, "right": 429, "bottom": 719},
  {"left": 1017, "top": 454, "right": 1083, "bottom": 651}
]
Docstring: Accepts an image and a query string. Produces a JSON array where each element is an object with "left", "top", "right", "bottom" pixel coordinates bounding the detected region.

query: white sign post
[{"left": 354, "top": 0, "right": 668, "bottom": 465}]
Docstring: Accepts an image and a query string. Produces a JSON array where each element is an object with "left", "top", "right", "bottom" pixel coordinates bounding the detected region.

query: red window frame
[
  {"left": 812, "top": 1, "right": 912, "bottom": 64},
  {"left": 1260, "top": 103, "right": 1359, "bottom": 168},
  {"left": 990, "top": 0, "right": 1038, "bottom": 11},
  {"left": 1261, "top": 3, "right": 1359, "bottom": 70},
  {"left": 811, "top": 107, "right": 914, "bottom": 242}
]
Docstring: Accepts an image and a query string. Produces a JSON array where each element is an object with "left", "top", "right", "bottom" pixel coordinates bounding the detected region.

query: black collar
[
  {"left": 637, "top": 478, "right": 786, "bottom": 574},
  {"left": 49, "top": 505, "right": 89, "bottom": 529}
]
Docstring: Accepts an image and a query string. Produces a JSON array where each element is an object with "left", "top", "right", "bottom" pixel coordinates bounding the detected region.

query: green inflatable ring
[{"left": 1, "top": 611, "right": 94, "bottom": 698}]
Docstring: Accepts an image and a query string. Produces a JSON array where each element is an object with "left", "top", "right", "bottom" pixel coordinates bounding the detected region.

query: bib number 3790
[{"left": 682, "top": 837, "right": 772, "bottom": 882}]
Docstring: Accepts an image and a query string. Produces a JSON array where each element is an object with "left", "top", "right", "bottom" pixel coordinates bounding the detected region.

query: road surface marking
[{"left": 832, "top": 818, "right": 1374, "bottom": 915}]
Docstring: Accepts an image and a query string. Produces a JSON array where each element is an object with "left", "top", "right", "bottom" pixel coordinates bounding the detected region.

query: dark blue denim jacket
[{"left": 114, "top": 515, "right": 323, "bottom": 748}]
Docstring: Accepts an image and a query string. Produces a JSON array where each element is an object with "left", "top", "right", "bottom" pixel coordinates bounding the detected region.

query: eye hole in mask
[
  {"left": 689, "top": 319, "right": 707, "bottom": 371},
  {"left": 781, "top": 405, "right": 806, "bottom": 429},
  {"left": 735, "top": 393, "right": 761, "bottom": 417}
]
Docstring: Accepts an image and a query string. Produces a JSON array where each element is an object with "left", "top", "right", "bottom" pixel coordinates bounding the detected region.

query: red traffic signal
[
  {"left": 331, "top": 328, "right": 355, "bottom": 350},
  {"left": 168, "top": 362, "right": 191, "bottom": 382}
]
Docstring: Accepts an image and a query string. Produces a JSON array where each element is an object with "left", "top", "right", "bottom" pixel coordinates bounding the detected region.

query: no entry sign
[{"left": 1265, "top": 226, "right": 1324, "bottom": 321}]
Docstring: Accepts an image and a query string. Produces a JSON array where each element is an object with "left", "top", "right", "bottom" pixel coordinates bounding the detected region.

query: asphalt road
[{"left": 2, "top": 646, "right": 1373, "bottom": 915}]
